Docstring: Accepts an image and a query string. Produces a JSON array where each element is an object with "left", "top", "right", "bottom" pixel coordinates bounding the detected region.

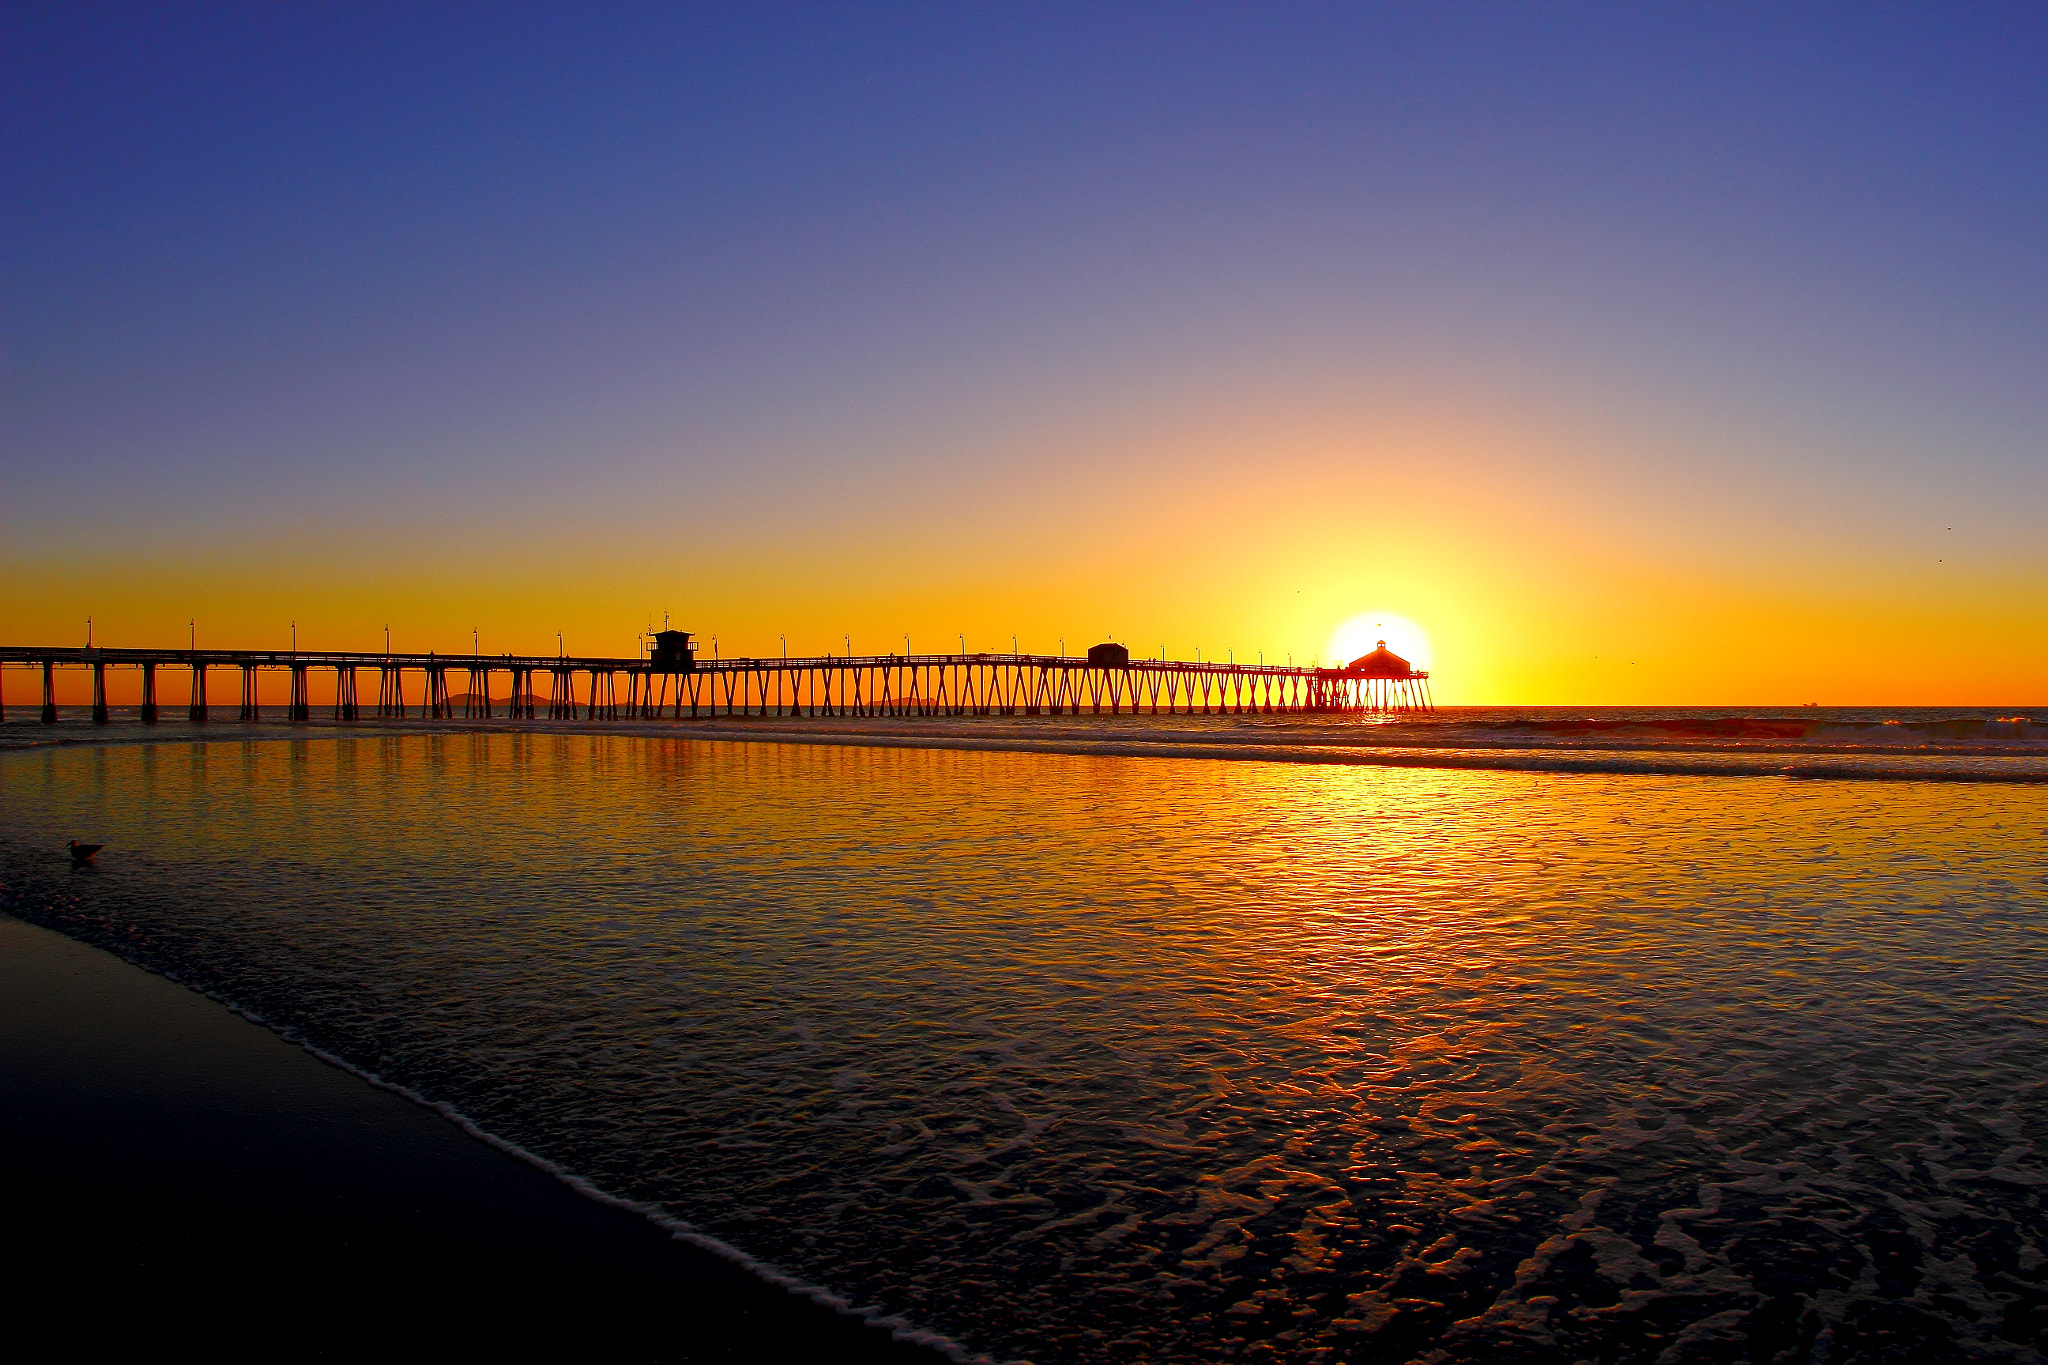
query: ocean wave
[
  {"left": 8, "top": 706, "right": 2047, "bottom": 776},
  {"left": 1466, "top": 712, "right": 2045, "bottom": 749},
  {"left": 661, "top": 724, "right": 2048, "bottom": 783}
]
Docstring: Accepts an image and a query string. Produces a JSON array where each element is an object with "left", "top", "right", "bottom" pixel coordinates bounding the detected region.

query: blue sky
[{"left": 6, "top": 2, "right": 2045, "bottom": 698}]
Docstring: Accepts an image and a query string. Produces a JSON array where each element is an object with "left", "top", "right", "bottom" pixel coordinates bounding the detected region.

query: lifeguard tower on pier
[{"left": 648, "top": 630, "right": 696, "bottom": 672}]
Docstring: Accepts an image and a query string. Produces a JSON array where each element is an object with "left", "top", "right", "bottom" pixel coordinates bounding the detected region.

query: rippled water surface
[{"left": 4, "top": 733, "right": 2045, "bottom": 1363}]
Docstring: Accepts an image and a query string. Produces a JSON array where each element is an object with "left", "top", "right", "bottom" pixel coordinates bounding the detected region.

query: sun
[{"left": 1327, "top": 613, "right": 1432, "bottom": 671}]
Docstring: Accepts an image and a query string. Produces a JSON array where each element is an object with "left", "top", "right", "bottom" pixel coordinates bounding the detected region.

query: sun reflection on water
[{"left": 3, "top": 735, "right": 2044, "bottom": 1362}]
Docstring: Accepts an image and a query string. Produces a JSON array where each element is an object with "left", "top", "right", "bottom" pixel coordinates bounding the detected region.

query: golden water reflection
[{"left": 3, "top": 735, "right": 2044, "bottom": 1362}]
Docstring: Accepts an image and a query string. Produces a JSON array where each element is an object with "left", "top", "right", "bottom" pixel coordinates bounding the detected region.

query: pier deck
[{"left": 0, "top": 645, "right": 1432, "bottom": 724}]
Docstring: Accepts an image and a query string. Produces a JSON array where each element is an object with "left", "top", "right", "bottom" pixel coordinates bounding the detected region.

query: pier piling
[
  {"left": 336, "top": 666, "right": 359, "bottom": 722},
  {"left": 3, "top": 642, "right": 1434, "bottom": 727}
]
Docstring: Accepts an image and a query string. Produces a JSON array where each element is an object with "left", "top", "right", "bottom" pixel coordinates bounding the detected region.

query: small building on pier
[
  {"left": 648, "top": 630, "right": 696, "bottom": 672},
  {"left": 1087, "top": 642, "right": 1130, "bottom": 667},
  {"left": 1346, "top": 641, "right": 1415, "bottom": 678}
]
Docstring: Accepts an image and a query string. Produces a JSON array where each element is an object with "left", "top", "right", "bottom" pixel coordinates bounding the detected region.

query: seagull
[{"left": 68, "top": 840, "right": 103, "bottom": 865}]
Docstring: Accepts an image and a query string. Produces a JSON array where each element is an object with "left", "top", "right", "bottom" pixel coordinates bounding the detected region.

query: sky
[{"left": 5, "top": 1, "right": 2045, "bottom": 704}]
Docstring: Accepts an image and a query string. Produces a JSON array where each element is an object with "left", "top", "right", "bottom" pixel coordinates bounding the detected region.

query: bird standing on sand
[{"left": 68, "top": 840, "right": 103, "bottom": 865}]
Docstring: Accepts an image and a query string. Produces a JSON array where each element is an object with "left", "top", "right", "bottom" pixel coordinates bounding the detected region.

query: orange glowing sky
[{"left": 6, "top": 6, "right": 2045, "bottom": 704}]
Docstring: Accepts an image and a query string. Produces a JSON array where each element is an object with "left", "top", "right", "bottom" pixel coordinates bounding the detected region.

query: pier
[{"left": 0, "top": 636, "right": 1433, "bottom": 724}]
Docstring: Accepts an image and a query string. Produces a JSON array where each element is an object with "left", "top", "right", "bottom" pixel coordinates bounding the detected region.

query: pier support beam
[
  {"left": 0, "top": 650, "right": 1388, "bottom": 728},
  {"left": 335, "top": 666, "right": 359, "bottom": 721},
  {"left": 464, "top": 666, "right": 492, "bottom": 719},
  {"left": 377, "top": 666, "right": 405, "bottom": 718}
]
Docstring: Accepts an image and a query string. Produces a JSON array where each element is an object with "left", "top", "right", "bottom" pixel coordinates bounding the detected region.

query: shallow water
[
  {"left": 11, "top": 705, "right": 2048, "bottom": 782},
  {"left": 3, "top": 732, "right": 2045, "bottom": 1362}
]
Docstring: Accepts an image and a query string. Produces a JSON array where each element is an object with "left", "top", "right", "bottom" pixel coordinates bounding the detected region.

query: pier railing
[{"left": 0, "top": 645, "right": 1432, "bottom": 724}]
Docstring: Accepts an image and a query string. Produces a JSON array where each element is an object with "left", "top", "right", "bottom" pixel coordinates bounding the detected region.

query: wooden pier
[{"left": 0, "top": 641, "right": 1433, "bottom": 724}]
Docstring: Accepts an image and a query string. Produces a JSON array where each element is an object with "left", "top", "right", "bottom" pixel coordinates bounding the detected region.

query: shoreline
[
  {"left": 4, "top": 713, "right": 2046, "bottom": 782},
  {"left": 0, "top": 908, "right": 957, "bottom": 1361}
]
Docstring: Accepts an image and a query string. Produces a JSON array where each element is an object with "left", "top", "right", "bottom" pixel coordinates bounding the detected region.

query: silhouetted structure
[
  {"left": 1347, "top": 642, "right": 1411, "bottom": 676},
  {"left": 648, "top": 630, "right": 696, "bottom": 671},
  {"left": 1, "top": 636, "right": 1432, "bottom": 723},
  {"left": 1339, "top": 640, "right": 1431, "bottom": 712}
]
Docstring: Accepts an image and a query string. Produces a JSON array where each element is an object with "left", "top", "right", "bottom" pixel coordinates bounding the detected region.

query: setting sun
[{"left": 1328, "top": 614, "right": 1432, "bottom": 672}]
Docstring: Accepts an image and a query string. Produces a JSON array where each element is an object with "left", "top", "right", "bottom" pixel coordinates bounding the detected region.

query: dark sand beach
[{"left": 0, "top": 911, "right": 945, "bottom": 1362}]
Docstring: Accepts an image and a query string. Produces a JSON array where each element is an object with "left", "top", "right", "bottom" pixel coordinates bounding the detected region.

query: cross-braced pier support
[
  {"left": 586, "top": 669, "right": 617, "bottom": 720},
  {"left": 377, "top": 666, "right": 406, "bottom": 717},
  {"left": 463, "top": 666, "right": 492, "bottom": 719},
  {"left": 335, "top": 666, "right": 359, "bottom": 721},
  {"left": 4, "top": 646, "right": 1435, "bottom": 727},
  {"left": 547, "top": 667, "right": 576, "bottom": 719},
  {"left": 424, "top": 666, "right": 452, "bottom": 719}
]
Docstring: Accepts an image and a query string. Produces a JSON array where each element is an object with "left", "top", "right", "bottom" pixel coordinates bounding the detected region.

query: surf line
[
  {"left": 0, "top": 888, "right": 1007, "bottom": 1365},
  {"left": 617, "top": 725, "right": 2048, "bottom": 784}
]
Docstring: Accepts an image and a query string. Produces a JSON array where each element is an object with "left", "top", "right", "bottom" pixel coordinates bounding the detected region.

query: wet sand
[{"left": 0, "top": 911, "right": 949, "bottom": 1362}]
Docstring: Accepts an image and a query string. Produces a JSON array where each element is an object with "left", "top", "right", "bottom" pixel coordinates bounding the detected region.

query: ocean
[{"left": 3, "top": 707, "right": 2044, "bottom": 1362}]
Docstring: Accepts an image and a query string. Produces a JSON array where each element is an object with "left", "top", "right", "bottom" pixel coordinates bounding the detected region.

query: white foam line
[
  {"left": 616, "top": 725, "right": 2048, "bottom": 784},
  {"left": 288, "top": 1049, "right": 1009, "bottom": 1364},
  {"left": 1, "top": 902, "right": 1014, "bottom": 1365},
  {"left": 14, "top": 719, "right": 2048, "bottom": 780}
]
